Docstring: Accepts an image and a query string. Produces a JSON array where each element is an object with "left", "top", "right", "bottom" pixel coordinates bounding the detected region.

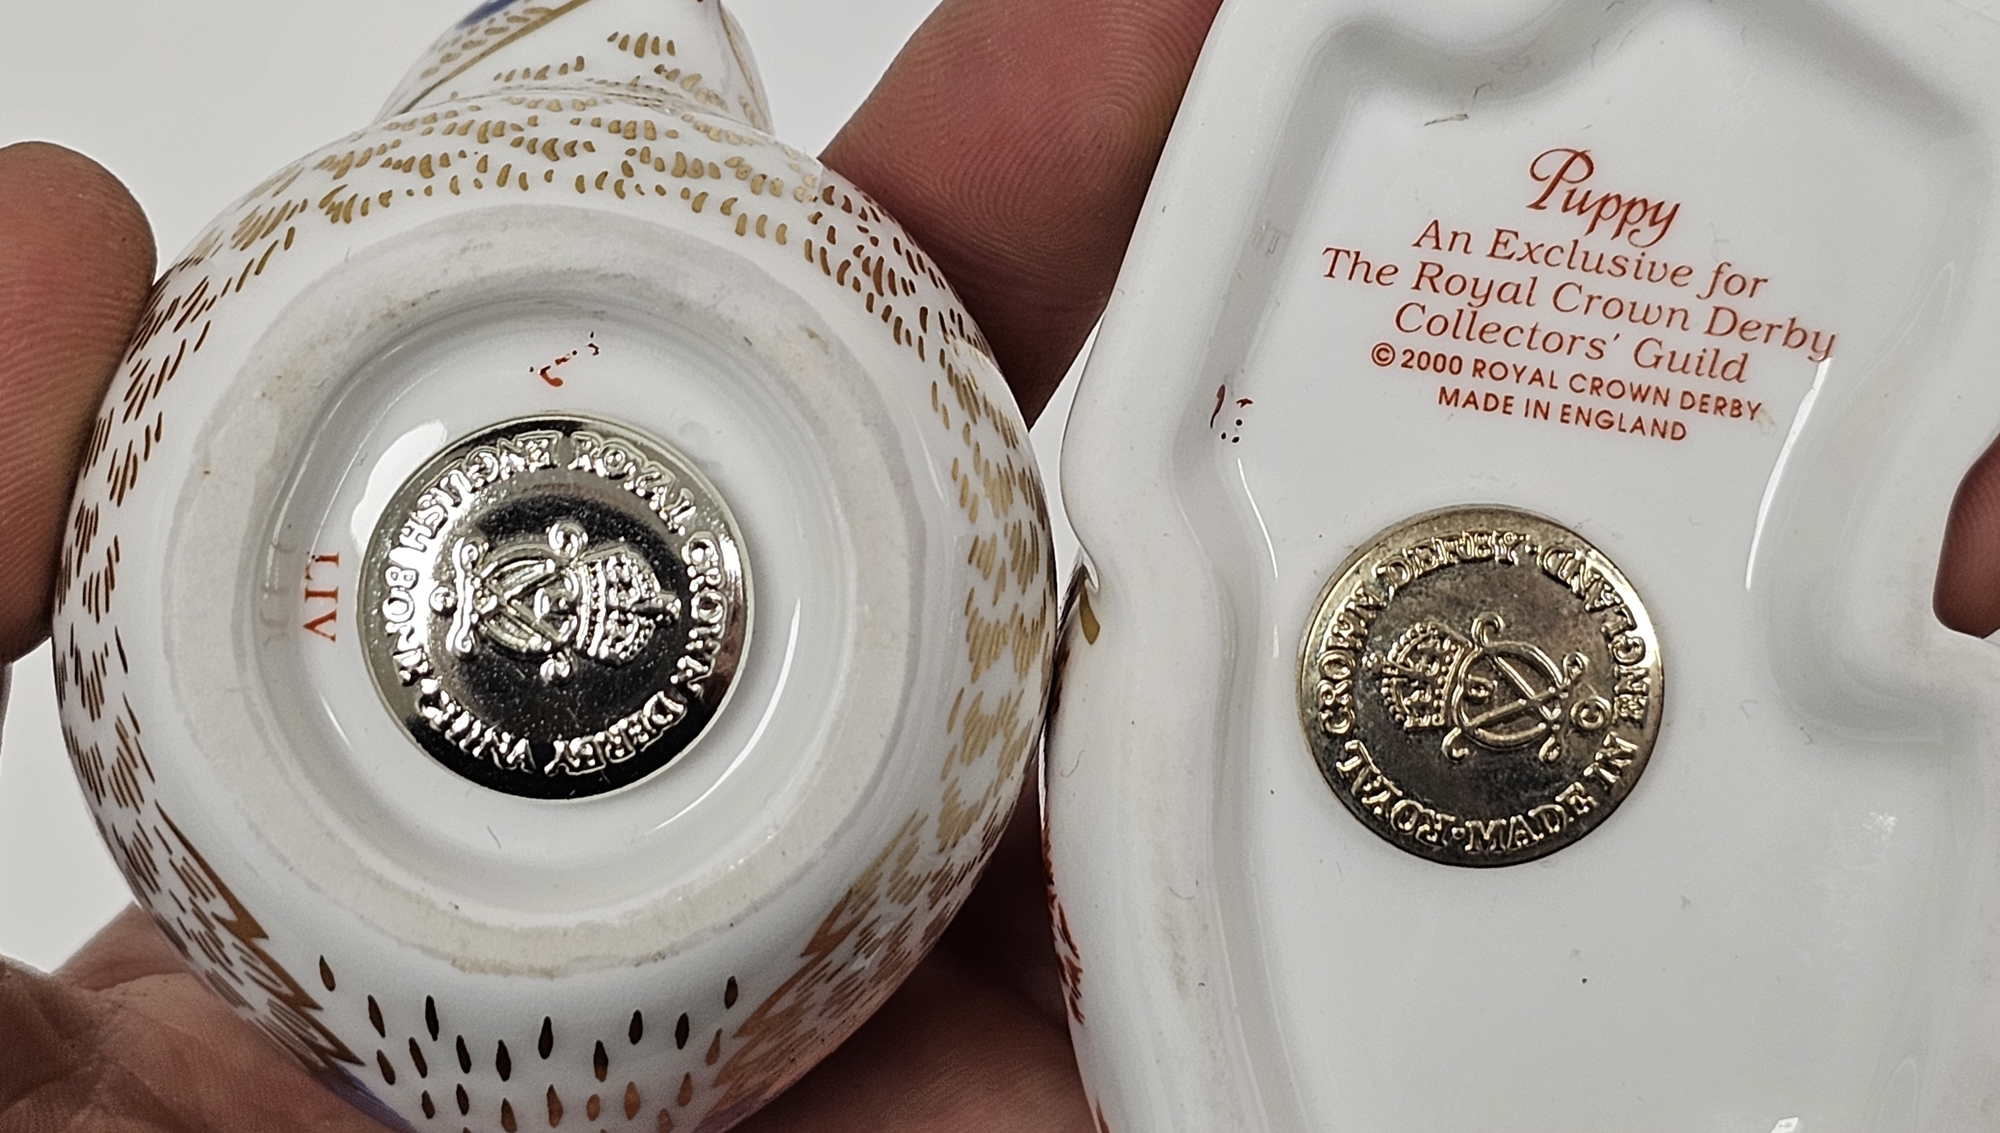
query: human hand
[
  {"left": 15, "top": 0, "right": 2000, "bottom": 1127},
  {"left": 0, "top": 0, "right": 1222, "bottom": 1128}
]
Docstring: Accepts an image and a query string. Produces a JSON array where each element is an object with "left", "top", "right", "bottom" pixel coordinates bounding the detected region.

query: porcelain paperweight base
[
  {"left": 50, "top": 3, "right": 1055, "bottom": 1130},
  {"left": 1048, "top": 1, "right": 2000, "bottom": 1129}
]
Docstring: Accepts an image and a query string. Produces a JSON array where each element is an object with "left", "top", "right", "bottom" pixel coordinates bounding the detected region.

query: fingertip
[
  {"left": 825, "top": 0, "right": 1224, "bottom": 421},
  {"left": 0, "top": 142, "right": 155, "bottom": 281},
  {"left": 0, "top": 142, "right": 157, "bottom": 661},
  {"left": 57, "top": 906, "right": 185, "bottom": 993},
  {"left": 1936, "top": 435, "right": 2000, "bottom": 637}
]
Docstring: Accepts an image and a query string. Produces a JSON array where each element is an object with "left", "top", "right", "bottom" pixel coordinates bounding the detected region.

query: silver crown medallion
[{"left": 362, "top": 416, "right": 749, "bottom": 800}]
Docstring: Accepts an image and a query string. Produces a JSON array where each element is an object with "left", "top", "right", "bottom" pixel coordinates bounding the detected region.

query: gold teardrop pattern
[{"left": 347, "top": 970, "right": 749, "bottom": 1127}]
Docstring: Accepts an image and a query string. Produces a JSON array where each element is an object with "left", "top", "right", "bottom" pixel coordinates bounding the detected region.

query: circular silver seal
[
  {"left": 361, "top": 416, "right": 749, "bottom": 800},
  {"left": 1298, "top": 506, "right": 1663, "bottom": 867}
]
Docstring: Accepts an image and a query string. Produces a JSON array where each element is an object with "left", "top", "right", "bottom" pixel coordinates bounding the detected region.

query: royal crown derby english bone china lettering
[
  {"left": 1046, "top": 1, "right": 2000, "bottom": 1129},
  {"left": 361, "top": 416, "right": 749, "bottom": 800},
  {"left": 52, "top": 3, "right": 1054, "bottom": 1130},
  {"left": 1299, "top": 506, "right": 1663, "bottom": 868}
]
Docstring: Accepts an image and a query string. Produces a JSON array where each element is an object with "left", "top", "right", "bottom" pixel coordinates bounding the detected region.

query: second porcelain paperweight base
[{"left": 1048, "top": 1, "right": 2000, "bottom": 1129}]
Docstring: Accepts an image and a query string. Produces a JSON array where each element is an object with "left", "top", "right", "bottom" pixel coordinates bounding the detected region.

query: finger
[
  {"left": 59, "top": 905, "right": 185, "bottom": 993},
  {"left": 1937, "top": 437, "right": 2000, "bottom": 635},
  {"left": 823, "top": 0, "right": 1225, "bottom": 423},
  {"left": 734, "top": 943, "right": 1094, "bottom": 1133},
  {"left": 0, "top": 141, "right": 156, "bottom": 663},
  {"left": 5, "top": 909, "right": 387, "bottom": 1132}
]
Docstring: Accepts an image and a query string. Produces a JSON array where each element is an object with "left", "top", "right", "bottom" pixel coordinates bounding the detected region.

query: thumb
[{"left": 0, "top": 141, "right": 156, "bottom": 663}]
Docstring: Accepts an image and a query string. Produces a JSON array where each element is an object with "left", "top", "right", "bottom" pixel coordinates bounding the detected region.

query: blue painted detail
[
  {"left": 458, "top": 0, "right": 518, "bottom": 28},
  {"left": 329, "top": 1070, "right": 421, "bottom": 1133}
]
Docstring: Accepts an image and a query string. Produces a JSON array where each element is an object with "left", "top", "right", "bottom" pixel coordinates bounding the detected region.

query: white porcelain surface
[
  {"left": 1048, "top": 1, "right": 2000, "bottom": 1129},
  {"left": 49, "top": 2, "right": 1054, "bottom": 1130},
  {"left": 0, "top": 0, "right": 956, "bottom": 976}
]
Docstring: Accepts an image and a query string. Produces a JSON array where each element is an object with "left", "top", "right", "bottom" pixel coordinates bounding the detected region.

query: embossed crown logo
[
  {"left": 1368, "top": 613, "right": 1608, "bottom": 763},
  {"left": 434, "top": 520, "right": 678, "bottom": 684}
]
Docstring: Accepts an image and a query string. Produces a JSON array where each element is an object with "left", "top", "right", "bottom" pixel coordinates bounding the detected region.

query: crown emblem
[
  {"left": 1368, "top": 612, "right": 1609, "bottom": 763},
  {"left": 433, "top": 520, "right": 678, "bottom": 684}
]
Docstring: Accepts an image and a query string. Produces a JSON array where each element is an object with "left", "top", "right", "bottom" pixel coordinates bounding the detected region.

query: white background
[{"left": 0, "top": 0, "right": 1085, "bottom": 971}]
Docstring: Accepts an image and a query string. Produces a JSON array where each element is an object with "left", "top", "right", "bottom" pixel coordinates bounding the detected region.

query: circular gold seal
[
  {"left": 361, "top": 415, "right": 749, "bottom": 801},
  {"left": 1298, "top": 506, "right": 1662, "bottom": 867}
]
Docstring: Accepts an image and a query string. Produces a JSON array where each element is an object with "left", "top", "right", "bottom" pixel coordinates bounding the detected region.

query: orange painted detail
[{"left": 304, "top": 553, "right": 340, "bottom": 641}]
